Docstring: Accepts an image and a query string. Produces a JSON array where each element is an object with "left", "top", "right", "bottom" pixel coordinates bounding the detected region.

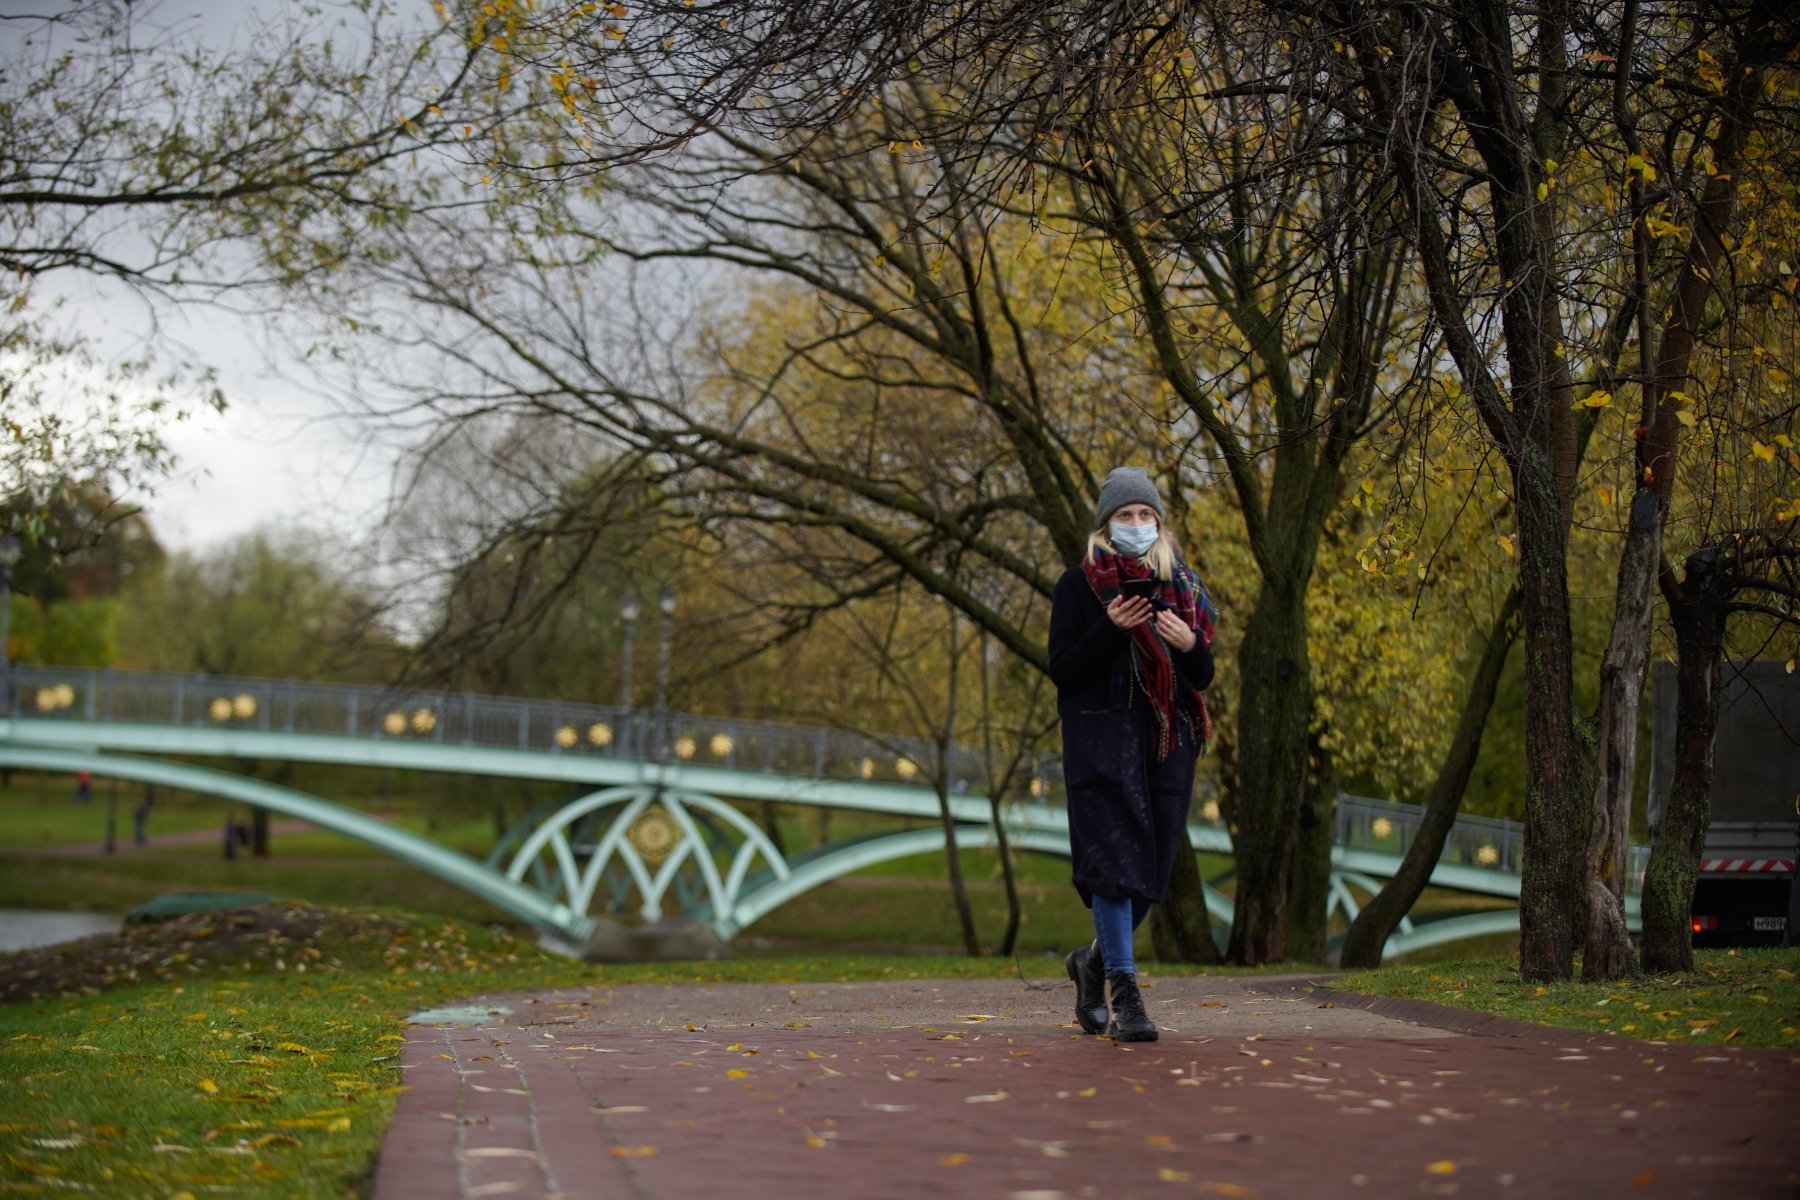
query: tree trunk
[
  {"left": 1582, "top": 494, "right": 1664, "bottom": 982},
  {"left": 938, "top": 607, "right": 980, "bottom": 956},
  {"left": 1284, "top": 733, "right": 1336, "bottom": 965},
  {"left": 935, "top": 776, "right": 981, "bottom": 955},
  {"left": 1227, "top": 579, "right": 1311, "bottom": 964},
  {"left": 1513, "top": 463, "right": 1589, "bottom": 982},
  {"left": 758, "top": 801, "right": 788, "bottom": 858},
  {"left": 1640, "top": 556, "right": 1726, "bottom": 973},
  {"left": 991, "top": 794, "right": 1023, "bottom": 957},
  {"left": 1339, "top": 588, "right": 1521, "bottom": 968},
  {"left": 1152, "top": 830, "right": 1224, "bottom": 964},
  {"left": 976, "top": 634, "right": 1023, "bottom": 957}
]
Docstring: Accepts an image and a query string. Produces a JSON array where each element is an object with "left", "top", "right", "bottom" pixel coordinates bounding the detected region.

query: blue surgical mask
[{"left": 1109, "top": 520, "right": 1159, "bottom": 557}]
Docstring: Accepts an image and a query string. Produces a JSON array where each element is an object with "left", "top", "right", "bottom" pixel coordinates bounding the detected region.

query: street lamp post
[
  {"left": 655, "top": 586, "right": 676, "bottom": 763},
  {"left": 0, "top": 534, "right": 20, "bottom": 718},
  {"left": 618, "top": 588, "right": 640, "bottom": 755}
]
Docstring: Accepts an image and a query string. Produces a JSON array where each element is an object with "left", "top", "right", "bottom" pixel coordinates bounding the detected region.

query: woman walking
[{"left": 1048, "top": 467, "right": 1215, "bottom": 1041}]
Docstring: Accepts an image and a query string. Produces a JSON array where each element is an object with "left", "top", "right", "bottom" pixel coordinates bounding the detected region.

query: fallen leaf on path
[
  {"left": 1201, "top": 1183, "right": 1257, "bottom": 1196},
  {"left": 610, "top": 1146, "right": 658, "bottom": 1158},
  {"left": 938, "top": 1153, "right": 972, "bottom": 1167},
  {"left": 1159, "top": 1168, "right": 1193, "bottom": 1183},
  {"left": 1426, "top": 1161, "right": 1457, "bottom": 1175},
  {"left": 1632, "top": 1170, "right": 1656, "bottom": 1188},
  {"left": 964, "top": 1091, "right": 1008, "bottom": 1104}
]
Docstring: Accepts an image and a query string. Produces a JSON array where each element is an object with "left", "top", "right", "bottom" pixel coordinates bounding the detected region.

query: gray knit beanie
[{"left": 1094, "top": 467, "right": 1163, "bottom": 528}]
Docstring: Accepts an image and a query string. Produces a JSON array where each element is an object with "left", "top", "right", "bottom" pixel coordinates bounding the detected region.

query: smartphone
[{"left": 1119, "top": 578, "right": 1158, "bottom": 601}]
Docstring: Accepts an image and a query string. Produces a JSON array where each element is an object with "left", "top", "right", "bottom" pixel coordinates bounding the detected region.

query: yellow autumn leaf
[
  {"left": 1202, "top": 1184, "right": 1258, "bottom": 1197},
  {"left": 611, "top": 1146, "right": 658, "bottom": 1158},
  {"left": 1159, "top": 1168, "right": 1194, "bottom": 1183},
  {"left": 1751, "top": 441, "right": 1777, "bottom": 462},
  {"left": 1497, "top": 534, "right": 1517, "bottom": 558},
  {"left": 1675, "top": 407, "right": 1697, "bottom": 428},
  {"left": 1427, "top": 1160, "right": 1459, "bottom": 1175},
  {"left": 1575, "top": 388, "right": 1613, "bottom": 409},
  {"left": 277, "top": 1043, "right": 312, "bottom": 1055},
  {"left": 938, "top": 1153, "right": 972, "bottom": 1167},
  {"left": 726, "top": 1068, "right": 750, "bottom": 1078},
  {"left": 1078, "top": 1086, "right": 1097, "bottom": 1097},
  {"left": 197, "top": 1078, "right": 219, "bottom": 1094}
]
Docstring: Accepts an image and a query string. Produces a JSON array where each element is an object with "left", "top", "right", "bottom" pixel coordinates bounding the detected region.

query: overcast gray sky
[{"left": 9, "top": 0, "right": 434, "bottom": 555}]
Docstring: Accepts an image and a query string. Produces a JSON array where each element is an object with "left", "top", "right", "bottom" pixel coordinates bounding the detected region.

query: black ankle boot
[
  {"left": 1105, "top": 972, "right": 1158, "bottom": 1042},
  {"left": 1064, "top": 941, "right": 1108, "bottom": 1034}
]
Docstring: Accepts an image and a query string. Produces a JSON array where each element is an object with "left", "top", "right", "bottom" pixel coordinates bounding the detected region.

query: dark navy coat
[{"left": 1048, "top": 565, "right": 1214, "bottom": 907}]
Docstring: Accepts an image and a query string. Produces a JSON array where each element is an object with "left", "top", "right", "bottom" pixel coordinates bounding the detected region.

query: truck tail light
[{"left": 1691, "top": 915, "right": 1719, "bottom": 932}]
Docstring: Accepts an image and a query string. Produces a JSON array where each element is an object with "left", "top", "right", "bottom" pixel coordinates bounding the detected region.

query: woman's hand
[
  {"left": 1153, "top": 609, "right": 1197, "bottom": 651},
  {"left": 1106, "top": 595, "right": 1154, "bottom": 630}
]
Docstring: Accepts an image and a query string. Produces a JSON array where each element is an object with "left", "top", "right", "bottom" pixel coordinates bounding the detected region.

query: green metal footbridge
[{"left": 0, "top": 665, "right": 1643, "bottom": 959}]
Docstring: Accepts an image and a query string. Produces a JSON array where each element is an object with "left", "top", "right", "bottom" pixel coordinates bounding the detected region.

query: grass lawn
[{"left": 1338, "top": 947, "right": 1800, "bottom": 1046}]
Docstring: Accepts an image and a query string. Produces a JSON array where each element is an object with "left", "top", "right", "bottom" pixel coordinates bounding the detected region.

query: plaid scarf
[{"left": 1083, "top": 549, "right": 1216, "bottom": 758}]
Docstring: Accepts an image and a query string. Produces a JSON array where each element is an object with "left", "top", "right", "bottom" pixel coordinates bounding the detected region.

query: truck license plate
[{"left": 1752, "top": 917, "right": 1787, "bottom": 931}]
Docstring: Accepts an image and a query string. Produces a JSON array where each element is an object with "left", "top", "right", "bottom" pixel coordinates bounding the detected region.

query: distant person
[
  {"left": 133, "top": 787, "right": 153, "bottom": 846},
  {"left": 74, "top": 771, "right": 92, "bottom": 805},
  {"left": 223, "top": 813, "right": 250, "bottom": 859},
  {"left": 1047, "top": 468, "right": 1216, "bottom": 1042}
]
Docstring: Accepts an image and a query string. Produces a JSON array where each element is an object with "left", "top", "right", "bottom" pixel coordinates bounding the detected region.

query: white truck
[{"left": 1648, "top": 659, "right": 1799, "bottom": 948}]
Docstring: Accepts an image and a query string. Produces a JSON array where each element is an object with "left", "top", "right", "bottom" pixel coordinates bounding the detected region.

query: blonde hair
[{"left": 1086, "top": 527, "right": 1177, "bottom": 579}]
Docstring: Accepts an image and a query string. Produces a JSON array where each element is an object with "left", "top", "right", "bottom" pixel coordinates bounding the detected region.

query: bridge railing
[
  {"left": 1336, "top": 793, "right": 1649, "bottom": 892},
  {"left": 6, "top": 664, "right": 1058, "bottom": 798}
]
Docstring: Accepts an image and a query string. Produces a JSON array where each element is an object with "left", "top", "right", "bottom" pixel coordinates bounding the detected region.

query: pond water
[{"left": 0, "top": 910, "right": 122, "bottom": 953}]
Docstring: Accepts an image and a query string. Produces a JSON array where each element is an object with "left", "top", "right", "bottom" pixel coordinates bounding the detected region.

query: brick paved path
[{"left": 372, "top": 974, "right": 1800, "bottom": 1200}]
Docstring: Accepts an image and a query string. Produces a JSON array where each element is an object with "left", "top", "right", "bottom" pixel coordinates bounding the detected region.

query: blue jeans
[{"left": 1092, "top": 894, "right": 1152, "bottom": 976}]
